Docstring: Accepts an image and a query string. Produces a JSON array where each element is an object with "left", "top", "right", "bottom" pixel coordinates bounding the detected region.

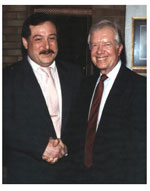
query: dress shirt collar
[
  {"left": 27, "top": 56, "right": 56, "bottom": 72},
  {"left": 100, "top": 60, "right": 122, "bottom": 80}
]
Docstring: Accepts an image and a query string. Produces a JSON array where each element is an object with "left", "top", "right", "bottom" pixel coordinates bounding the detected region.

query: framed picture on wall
[{"left": 131, "top": 17, "right": 147, "bottom": 72}]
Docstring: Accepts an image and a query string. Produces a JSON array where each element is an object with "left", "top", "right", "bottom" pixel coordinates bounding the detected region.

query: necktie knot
[
  {"left": 101, "top": 74, "right": 108, "bottom": 82},
  {"left": 40, "top": 67, "right": 51, "bottom": 77},
  {"left": 39, "top": 67, "right": 55, "bottom": 84}
]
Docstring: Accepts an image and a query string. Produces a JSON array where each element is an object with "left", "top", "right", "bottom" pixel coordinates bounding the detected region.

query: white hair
[{"left": 88, "top": 20, "right": 122, "bottom": 48}]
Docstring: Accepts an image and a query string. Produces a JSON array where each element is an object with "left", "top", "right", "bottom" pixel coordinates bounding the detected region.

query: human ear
[
  {"left": 118, "top": 44, "right": 123, "bottom": 56},
  {"left": 22, "top": 37, "right": 28, "bottom": 50}
]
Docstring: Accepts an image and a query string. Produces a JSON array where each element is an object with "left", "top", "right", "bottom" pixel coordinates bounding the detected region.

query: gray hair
[{"left": 88, "top": 20, "right": 123, "bottom": 48}]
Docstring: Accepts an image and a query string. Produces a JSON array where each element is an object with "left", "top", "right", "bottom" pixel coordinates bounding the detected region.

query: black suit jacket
[
  {"left": 3, "top": 57, "right": 82, "bottom": 183},
  {"left": 71, "top": 64, "right": 146, "bottom": 184}
]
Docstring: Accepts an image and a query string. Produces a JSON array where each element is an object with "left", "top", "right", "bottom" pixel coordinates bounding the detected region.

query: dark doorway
[
  {"left": 33, "top": 6, "right": 92, "bottom": 75},
  {"left": 55, "top": 15, "right": 91, "bottom": 75}
]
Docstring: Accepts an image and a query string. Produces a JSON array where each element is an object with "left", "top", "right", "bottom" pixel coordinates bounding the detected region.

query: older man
[{"left": 71, "top": 20, "right": 146, "bottom": 184}]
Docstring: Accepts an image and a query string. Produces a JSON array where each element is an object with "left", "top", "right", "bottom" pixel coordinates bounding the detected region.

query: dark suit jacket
[
  {"left": 71, "top": 64, "right": 146, "bottom": 184},
  {"left": 3, "top": 57, "right": 82, "bottom": 183}
]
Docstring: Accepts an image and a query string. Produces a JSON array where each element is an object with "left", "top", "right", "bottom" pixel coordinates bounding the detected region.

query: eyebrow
[{"left": 32, "top": 33, "right": 57, "bottom": 39}]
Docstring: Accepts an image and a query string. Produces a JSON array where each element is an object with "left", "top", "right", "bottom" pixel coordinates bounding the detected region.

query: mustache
[{"left": 39, "top": 49, "right": 55, "bottom": 55}]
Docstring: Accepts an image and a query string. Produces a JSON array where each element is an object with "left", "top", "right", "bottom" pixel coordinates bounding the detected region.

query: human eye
[
  {"left": 105, "top": 42, "right": 111, "bottom": 46},
  {"left": 35, "top": 38, "right": 42, "bottom": 41},
  {"left": 49, "top": 35, "right": 57, "bottom": 41},
  {"left": 33, "top": 35, "right": 42, "bottom": 42},
  {"left": 90, "top": 43, "right": 97, "bottom": 48}
]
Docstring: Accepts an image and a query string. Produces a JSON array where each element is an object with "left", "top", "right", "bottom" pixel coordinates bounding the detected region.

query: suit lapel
[
  {"left": 97, "top": 64, "right": 130, "bottom": 135},
  {"left": 84, "top": 73, "right": 100, "bottom": 116},
  {"left": 56, "top": 61, "right": 72, "bottom": 136},
  {"left": 22, "top": 59, "right": 57, "bottom": 136}
]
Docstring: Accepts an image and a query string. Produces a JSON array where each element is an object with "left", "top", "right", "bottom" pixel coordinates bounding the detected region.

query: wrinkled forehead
[{"left": 90, "top": 26, "right": 117, "bottom": 42}]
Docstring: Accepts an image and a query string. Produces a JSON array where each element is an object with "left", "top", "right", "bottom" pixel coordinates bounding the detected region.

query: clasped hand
[{"left": 42, "top": 137, "right": 68, "bottom": 164}]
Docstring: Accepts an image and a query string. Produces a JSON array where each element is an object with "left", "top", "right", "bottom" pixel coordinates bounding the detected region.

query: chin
[
  {"left": 39, "top": 62, "right": 52, "bottom": 67},
  {"left": 95, "top": 63, "right": 106, "bottom": 69},
  {"left": 42, "top": 59, "right": 54, "bottom": 64}
]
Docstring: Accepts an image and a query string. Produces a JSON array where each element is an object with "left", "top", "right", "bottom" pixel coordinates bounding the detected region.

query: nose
[
  {"left": 44, "top": 39, "right": 50, "bottom": 50},
  {"left": 97, "top": 44, "right": 104, "bottom": 54}
]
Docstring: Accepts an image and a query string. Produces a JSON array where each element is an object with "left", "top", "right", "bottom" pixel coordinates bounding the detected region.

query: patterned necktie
[
  {"left": 40, "top": 67, "right": 60, "bottom": 138},
  {"left": 84, "top": 74, "right": 108, "bottom": 168}
]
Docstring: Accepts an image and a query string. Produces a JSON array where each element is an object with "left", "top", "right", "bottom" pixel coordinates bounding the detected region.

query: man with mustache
[
  {"left": 71, "top": 20, "right": 146, "bottom": 183},
  {"left": 3, "top": 13, "right": 82, "bottom": 183}
]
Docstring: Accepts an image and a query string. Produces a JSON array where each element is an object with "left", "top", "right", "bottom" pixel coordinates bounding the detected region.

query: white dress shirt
[
  {"left": 28, "top": 56, "right": 62, "bottom": 128},
  {"left": 89, "top": 60, "right": 122, "bottom": 130}
]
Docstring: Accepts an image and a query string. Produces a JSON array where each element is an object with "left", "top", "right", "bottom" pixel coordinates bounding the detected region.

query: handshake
[{"left": 42, "top": 137, "right": 68, "bottom": 164}]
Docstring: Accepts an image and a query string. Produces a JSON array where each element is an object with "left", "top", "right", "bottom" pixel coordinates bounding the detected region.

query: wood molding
[{"left": 34, "top": 7, "right": 92, "bottom": 16}]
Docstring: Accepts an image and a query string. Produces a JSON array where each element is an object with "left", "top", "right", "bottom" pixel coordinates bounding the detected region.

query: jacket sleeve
[
  {"left": 3, "top": 67, "right": 50, "bottom": 161},
  {"left": 125, "top": 76, "right": 146, "bottom": 183}
]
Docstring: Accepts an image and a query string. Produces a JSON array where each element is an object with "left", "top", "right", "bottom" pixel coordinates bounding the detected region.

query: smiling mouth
[{"left": 97, "top": 57, "right": 107, "bottom": 61}]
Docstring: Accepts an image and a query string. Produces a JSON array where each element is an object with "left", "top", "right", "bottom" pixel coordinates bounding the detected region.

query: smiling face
[
  {"left": 90, "top": 26, "right": 123, "bottom": 74},
  {"left": 22, "top": 21, "right": 58, "bottom": 67}
]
